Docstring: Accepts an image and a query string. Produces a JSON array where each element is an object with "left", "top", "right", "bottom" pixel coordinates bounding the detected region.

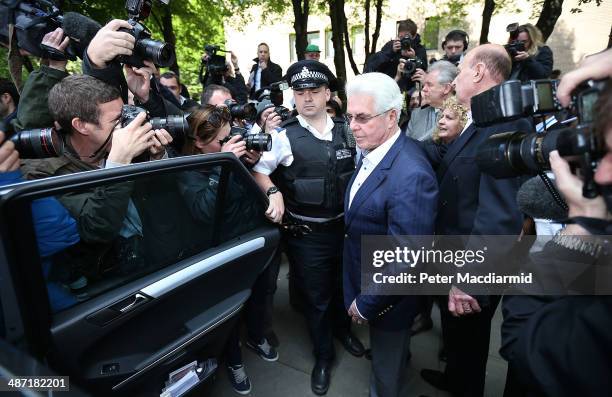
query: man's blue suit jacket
[{"left": 343, "top": 134, "right": 438, "bottom": 331}]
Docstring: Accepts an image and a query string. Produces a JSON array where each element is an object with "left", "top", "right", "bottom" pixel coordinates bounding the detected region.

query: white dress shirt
[
  {"left": 348, "top": 129, "right": 401, "bottom": 208},
  {"left": 252, "top": 115, "right": 335, "bottom": 175},
  {"left": 460, "top": 111, "right": 473, "bottom": 135}
]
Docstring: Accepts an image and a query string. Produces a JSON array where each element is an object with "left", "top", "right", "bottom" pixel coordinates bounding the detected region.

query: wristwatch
[{"left": 266, "top": 186, "right": 280, "bottom": 196}]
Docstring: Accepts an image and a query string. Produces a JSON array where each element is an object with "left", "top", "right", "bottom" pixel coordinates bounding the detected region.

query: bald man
[{"left": 420, "top": 44, "right": 533, "bottom": 397}]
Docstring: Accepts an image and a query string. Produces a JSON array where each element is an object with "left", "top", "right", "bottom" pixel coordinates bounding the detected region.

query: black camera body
[
  {"left": 474, "top": 79, "right": 608, "bottom": 198},
  {"left": 268, "top": 81, "right": 291, "bottom": 122},
  {"left": 221, "top": 126, "right": 272, "bottom": 152},
  {"left": 204, "top": 44, "right": 228, "bottom": 76},
  {"left": 400, "top": 35, "right": 413, "bottom": 51},
  {"left": 117, "top": 0, "right": 174, "bottom": 67},
  {"left": 120, "top": 105, "right": 189, "bottom": 140},
  {"left": 505, "top": 40, "right": 526, "bottom": 58},
  {"left": 401, "top": 57, "right": 424, "bottom": 76}
]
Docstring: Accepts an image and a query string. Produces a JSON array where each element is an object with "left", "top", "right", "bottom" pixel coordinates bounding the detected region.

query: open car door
[{"left": 0, "top": 153, "right": 280, "bottom": 395}]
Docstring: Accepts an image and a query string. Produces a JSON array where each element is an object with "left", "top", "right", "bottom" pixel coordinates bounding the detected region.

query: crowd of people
[{"left": 1, "top": 14, "right": 611, "bottom": 397}]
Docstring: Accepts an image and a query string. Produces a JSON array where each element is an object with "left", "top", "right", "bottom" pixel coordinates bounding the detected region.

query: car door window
[{"left": 13, "top": 162, "right": 267, "bottom": 313}]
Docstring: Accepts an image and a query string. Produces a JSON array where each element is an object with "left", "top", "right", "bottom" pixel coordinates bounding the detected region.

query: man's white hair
[{"left": 346, "top": 72, "right": 403, "bottom": 115}]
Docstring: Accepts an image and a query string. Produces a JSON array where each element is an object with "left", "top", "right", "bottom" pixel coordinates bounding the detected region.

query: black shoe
[
  {"left": 335, "top": 332, "right": 365, "bottom": 357},
  {"left": 311, "top": 361, "right": 331, "bottom": 395},
  {"left": 420, "top": 369, "right": 450, "bottom": 392},
  {"left": 410, "top": 314, "right": 434, "bottom": 336}
]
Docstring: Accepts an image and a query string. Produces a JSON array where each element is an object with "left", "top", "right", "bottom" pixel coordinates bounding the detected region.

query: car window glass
[{"left": 23, "top": 164, "right": 267, "bottom": 313}]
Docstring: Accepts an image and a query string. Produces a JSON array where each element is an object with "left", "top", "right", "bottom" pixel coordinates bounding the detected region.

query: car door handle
[{"left": 117, "top": 293, "right": 149, "bottom": 313}]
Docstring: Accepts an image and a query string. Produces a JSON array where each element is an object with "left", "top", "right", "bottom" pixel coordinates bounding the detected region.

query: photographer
[
  {"left": 247, "top": 43, "right": 283, "bottom": 100},
  {"left": 0, "top": 128, "right": 80, "bottom": 312},
  {"left": 0, "top": 79, "right": 19, "bottom": 127},
  {"left": 365, "top": 19, "right": 428, "bottom": 92},
  {"left": 508, "top": 23, "right": 553, "bottom": 82},
  {"left": 199, "top": 50, "right": 249, "bottom": 104},
  {"left": 159, "top": 71, "right": 199, "bottom": 111},
  {"left": 441, "top": 30, "right": 469, "bottom": 66},
  {"left": 10, "top": 28, "right": 69, "bottom": 132},
  {"left": 501, "top": 48, "right": 612, "bottom": 397}
]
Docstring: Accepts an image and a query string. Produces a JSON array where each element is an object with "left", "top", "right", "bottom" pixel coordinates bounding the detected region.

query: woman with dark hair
[
  {"left": 509, "top": 23, "right": 554, "bottom": 82},
  {"left": 177, "top": 104, "right": 275, "bottom": 395}
]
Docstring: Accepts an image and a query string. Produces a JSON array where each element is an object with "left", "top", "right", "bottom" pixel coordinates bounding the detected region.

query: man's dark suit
[
  {"left": 344, "top": 134, "right": 438, "bottom": 396},
  {"left": 429, "top": 118, "right": 532, "bottom": 397}
]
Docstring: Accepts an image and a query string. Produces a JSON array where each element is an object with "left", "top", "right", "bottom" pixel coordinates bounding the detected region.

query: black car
[{"left": 0, "top": 153, "right": 280, "bottom": 396}]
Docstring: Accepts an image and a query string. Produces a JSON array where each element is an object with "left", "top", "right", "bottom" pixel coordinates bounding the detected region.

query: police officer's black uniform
[{"left": 265, "top": 60, "right": 363, "bottom": 395}]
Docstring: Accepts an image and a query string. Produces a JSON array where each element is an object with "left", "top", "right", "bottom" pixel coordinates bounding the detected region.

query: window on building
[
  {"left": 325, "top": 30, "right": 334, "bottom": 59},
  {"left": 289, "top": 31, "right": 322, "bottom": 62},
  {"left": 350, "top": 26, "right": 365, "bottom": 58},
  {"left": 422, "top": 17, "right": 441, "bottom": 50}
]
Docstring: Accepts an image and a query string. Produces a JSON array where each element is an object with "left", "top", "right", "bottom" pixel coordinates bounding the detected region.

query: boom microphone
[
  {"left": 517, "top": 175, "right": 568, "bottom": 221},
  {"left": 62, "top": 12, "right": 101, "bottom": 57}
]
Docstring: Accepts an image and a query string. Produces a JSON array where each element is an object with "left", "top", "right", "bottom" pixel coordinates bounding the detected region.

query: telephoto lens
[
  {"left": 150, "top": 115, "right": 190, "bottom": 137},
  {"left": 10, "top": 128, "right": 64, "bottom": 159},
  {"left": 224, "top": 100, "right": 257, "bottom": 121},
  {"left": 244, "top": 133, "right": 272, "bottom": 152},
  {"left": 136, "top": 37, "right": 175, "bottom": 67}
]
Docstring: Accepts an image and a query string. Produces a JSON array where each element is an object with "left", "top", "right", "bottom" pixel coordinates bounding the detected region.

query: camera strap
[
  {"left": 566, "top": 217, "right": 612, "bottom": 236},
  {"left": 89, "top": 128, "right": 115, "bottom": 159}
]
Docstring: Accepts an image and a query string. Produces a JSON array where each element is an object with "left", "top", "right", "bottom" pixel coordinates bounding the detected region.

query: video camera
[
  {"left": 0, "top": 120, "right": 63, "bottom": 159},
  {"left": 120, "top": 104, "right": 190, "bottom": 141},
  {"left": 474, "top": 79, "right": 607, "bottom": 198},
  {"left": 0, "top": 0, "right": 93, "bottom": 61},
  {"left": 220, "top": 126, "right": 272, "bottom": 152},
  {"left": 203, "top": 44, "right": 228, "bottom": 76},
  {"left": 118, "top": 0, "right": 175, "bottom": 67}
]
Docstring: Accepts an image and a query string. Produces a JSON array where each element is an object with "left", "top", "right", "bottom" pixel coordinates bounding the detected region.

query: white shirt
[
  {"left": 255, "top": 67, "right": 262, "bottom": 91},
  {"left": 349, "top": 129, "right": 401, "bottom": 208},
  {"left": 460, "top": 111, "right": 473, "bottom": 135},
  {"left": 252, "top": 115, "right": 335, "bottom": 175}
]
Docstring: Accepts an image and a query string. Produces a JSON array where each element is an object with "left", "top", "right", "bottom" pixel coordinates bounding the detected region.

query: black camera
[
  {"left": 220, "top": 126, "right": 272, "bottom": 152},
  {"left": 223, "top": 99, "right": 257, "bottom": 122},
  {"left": 505, "top": 40, "right": 526, "bottom": 58},
  {"left": 9, "top": 127, "right": 64, "bottom": 159},
  {"left": 118, "top": 0, "right": 175, "bottom": 67},
  {"left": 471, "top": 79, "right": 560, "bottom": 126},
  {"left": 259, "top": 81, "right": 291, "bottom": 122},
  {"left": 0, "top": 1, "right": 97, "bottom": 61},
  {"left": 401, "top": 57, "right": 424, "bottom": 76},
  {"left": 274, "top": 106, "right": 292, "bottom": 122},
  {"left": 204, "top": 44, "right": 228, "bottom": 75},
  {"left": 475, "top": 80, "right": 607, "bottom": 198},
  {"left": 120, "top": 105, "right": 189, "bottom": 140},
  {"left": 400, "top": 35, "right": 413, "bottom": 51}
]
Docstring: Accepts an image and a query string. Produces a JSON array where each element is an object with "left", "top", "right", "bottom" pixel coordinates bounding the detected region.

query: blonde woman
[
  {"left": 431, "top": 96, "right": 468, "bottom": 144},
  {"left": 508, "top": 23, "right": 553, "bottom": 81}
]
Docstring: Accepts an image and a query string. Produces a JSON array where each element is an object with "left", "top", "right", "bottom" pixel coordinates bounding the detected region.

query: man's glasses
[{"left": 346, "top": 108, "right": 392, "bottom": 124}]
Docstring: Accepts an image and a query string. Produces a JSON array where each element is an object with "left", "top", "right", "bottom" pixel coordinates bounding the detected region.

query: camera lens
[
  {"left": 229, "top": 103, "right": 257, "bottom": 121},
  {"left": 244, "top": 133, "right": 272, "bottom": 152},
  {"left": 10, "top": 128, "right": 64, "bottom": 159},
  {"left": 137, "top": 38, "right": 175, "bottom": 67}
]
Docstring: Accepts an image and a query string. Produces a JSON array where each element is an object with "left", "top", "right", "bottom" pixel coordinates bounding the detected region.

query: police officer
[{"left": 252, "top": 60, "right": 364, "bottom": 395}]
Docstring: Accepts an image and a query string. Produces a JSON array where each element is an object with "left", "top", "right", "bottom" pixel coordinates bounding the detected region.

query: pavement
[{"left": 209, "top": 260, "right": 507, "bottom": 397}]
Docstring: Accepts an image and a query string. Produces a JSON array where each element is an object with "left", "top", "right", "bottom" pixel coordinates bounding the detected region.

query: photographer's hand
[
  {"left": 395, "top": 59, "right": 406, "bottom": 81},
  {"left": 549, "top": 150, "right": 608, "bottom": 222},
  {"left": 0, "top": 131, "right": 20, "bottom": 173},
  {"left": 411, "top": 68, "right": 426, "bottom": 83},
  {"left": 125, "top": 60, "right": 155, "bottom": 103},
  {"left": 242, "top": 149, "right": 261, "bottom": 166},
  {"left": 107, "top": 112, "right": 155, "bottom": 164},
  {"left": 230, "top": 51, "right": 239, "bottom": 69},
  {"left": 149, "top": 129, "right": 173, "bottom": 160},
  {"left": 557, "top": 48, "right": 612, "bottom": 107},
  {"left": 87, "top": 20, "right": 135, "bottom": 69},
  {"left": 400, "top": 48, "right": 416, "bottom": 59},
  {"left": 42, "top": 28, "right": 70, "bottom": 71},
  {"left": 392, "top": 39, "right": 401, "bottom": 53},
  {"left": 221, "top": 134, "right": 247, "bottom": 158},
  {"left": 260, "top": 108, "right": 281, "bottom": 133},
  {"left": 514, "top": 51, "right": 529, "bottom": 62}
]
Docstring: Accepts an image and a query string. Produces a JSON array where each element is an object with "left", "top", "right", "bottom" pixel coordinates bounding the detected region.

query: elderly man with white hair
[
  {"left": 405, "top": 60, "right": 458, "bottom": 141},
  {"left": 343, "top": 72, "right": 438, "bottom": 397}
]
